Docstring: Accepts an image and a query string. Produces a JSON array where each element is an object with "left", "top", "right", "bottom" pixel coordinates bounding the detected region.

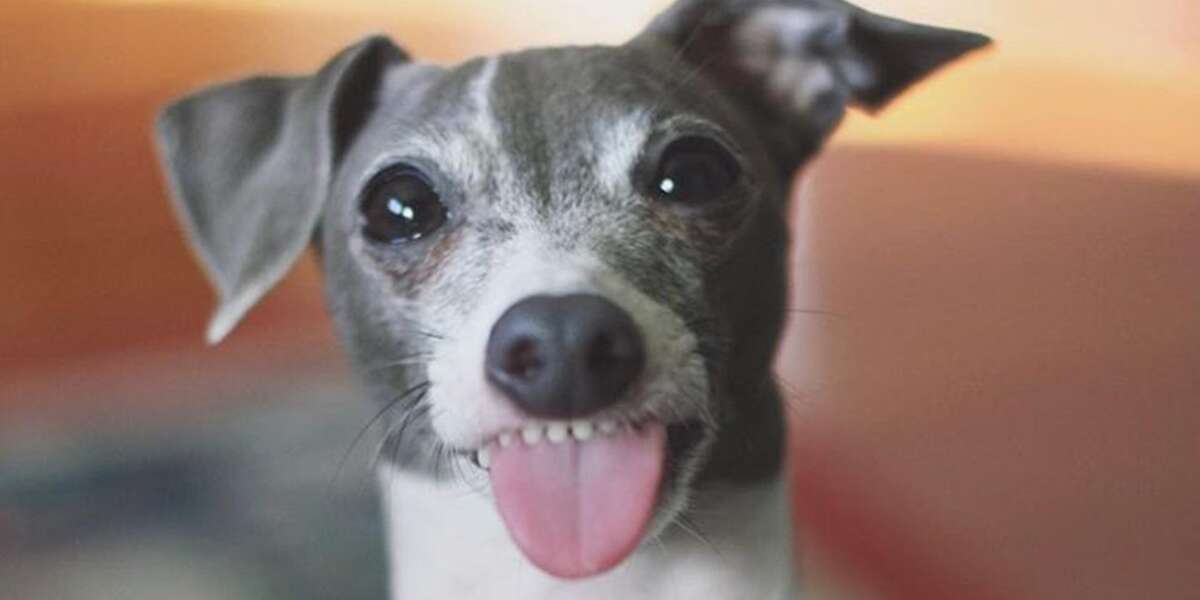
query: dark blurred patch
[{"left": 0, "top": 370, "right": 388, "bottom": 600}]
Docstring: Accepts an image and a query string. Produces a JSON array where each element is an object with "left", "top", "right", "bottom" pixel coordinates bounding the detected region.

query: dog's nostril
[{"left": 503, "top": 337, "right": 544, "bottom": 380}]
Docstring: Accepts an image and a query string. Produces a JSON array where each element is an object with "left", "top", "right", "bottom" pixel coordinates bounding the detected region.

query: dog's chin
[{"left": 449, "top": 415, "right": 710, "bottom": 580}]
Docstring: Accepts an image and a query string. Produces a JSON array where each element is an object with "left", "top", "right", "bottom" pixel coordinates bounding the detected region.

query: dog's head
[{"left": 156, "top": 0, "right": 987, "bottom": 580}]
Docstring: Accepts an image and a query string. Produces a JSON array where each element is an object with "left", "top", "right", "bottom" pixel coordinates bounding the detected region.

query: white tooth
[
  {"left": 521, "top": 425, "right": 543, "bottom": 445},
  {"left": 498, "top": 432, "right": 514, "bottom": 448},
  {"left": 546, "top": 423, "right": 568, "bottom": 444},
  {"left": 477, "top": 448, "right": 491, "bottom": 469},
  {"left": 571, "top": 420, "right": 593, "bottom": 441},
  {"left": 598, "top": 420, "right": 618, "bottom": 435}
]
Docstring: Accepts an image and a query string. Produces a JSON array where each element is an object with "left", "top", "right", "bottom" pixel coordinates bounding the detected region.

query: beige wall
[{"left": 11, "top": 0, "right": 1200, "bottom": 175}]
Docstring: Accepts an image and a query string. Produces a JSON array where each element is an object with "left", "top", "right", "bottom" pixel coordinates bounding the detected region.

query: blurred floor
[{"left": 0, "top": 350, "right": 388, "bottom": 600}]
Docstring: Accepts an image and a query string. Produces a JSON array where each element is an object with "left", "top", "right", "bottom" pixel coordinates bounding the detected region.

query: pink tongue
[{"left": 489, "top": 423, "right": 666, "bottom": 579}]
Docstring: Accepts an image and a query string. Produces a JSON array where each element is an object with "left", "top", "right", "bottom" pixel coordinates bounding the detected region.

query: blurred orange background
[
  {"left": 3, "top": 0, "right": 1198, "bottom": 391},
  {"left": 1, "top": 1, "right": 1198, "bottom": 598}
]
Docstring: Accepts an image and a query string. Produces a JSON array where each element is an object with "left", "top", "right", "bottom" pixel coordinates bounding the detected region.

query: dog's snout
[{"left": 485, "top": 294, "right": 645, "bottom": 419}]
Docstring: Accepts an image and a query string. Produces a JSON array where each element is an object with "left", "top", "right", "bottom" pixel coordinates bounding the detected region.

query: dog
[{"left": 154, "top": 0, "right": 988, "bottom": 597}]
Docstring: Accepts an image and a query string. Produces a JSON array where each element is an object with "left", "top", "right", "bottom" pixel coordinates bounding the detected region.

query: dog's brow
[
  {"left": 594, "top": 110, "right": 652, "bottom": 195},
  {"left": 468, "top": 57, "right": 502, "bottom": 151}
]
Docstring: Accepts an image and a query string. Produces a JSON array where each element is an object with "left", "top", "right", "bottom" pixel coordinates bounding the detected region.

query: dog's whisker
[
  {"left": 649, "top": 534, "right": 676, "bottom": 590},
  {"left": 662, "top": 8, "right": 705, "bottom": 74},
  {"left": 455, "top": 456, "right": 490, "bottom": 497},
  {"left": 369, "top": 388, "right": 433, "bottom": 472},
  {"left": 435, "top": 440, "right": 462, "bottom": 485},
  {"left": 363, "top": 354, "right": 434, "bottom": 374},
  {"left": 774, "top": 373, "right": 837, "bottom": 421},
  {"left": 391, "top": 319, "right": 450, "bottom": 343},
  {"left": 666, "top": 47, "right": 722, "bottom": 98},
  {"left": 785, "top": 307, "right": 849, "bottom": 320},
  {"left": 674, "top": 515, "right": 723, "bottom": 562},
  {"left": 327, "top": 381, "right": 432, "bottom": 502}
]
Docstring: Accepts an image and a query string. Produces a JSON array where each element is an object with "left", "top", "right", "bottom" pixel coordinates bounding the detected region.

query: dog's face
[
  {"left": 156, "top": 0, "right": 987, "bottom": 580},
  {"left": 324, "top": 47, "right": 792, "bottom": 576}
]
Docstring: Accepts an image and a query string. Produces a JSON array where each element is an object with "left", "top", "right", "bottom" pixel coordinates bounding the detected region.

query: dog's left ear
[{"left": 637, "top": 0, "right": 990, "bottom": 168}]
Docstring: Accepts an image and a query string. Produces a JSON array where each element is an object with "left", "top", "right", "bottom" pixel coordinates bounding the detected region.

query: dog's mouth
[{"left": 460, "top": 416, "right": 704, "bottom": 579}]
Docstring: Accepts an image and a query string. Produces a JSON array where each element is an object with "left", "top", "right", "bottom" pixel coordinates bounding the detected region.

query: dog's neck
[{"left": 380, "top": 464, "right": 796, "bottom": 600}]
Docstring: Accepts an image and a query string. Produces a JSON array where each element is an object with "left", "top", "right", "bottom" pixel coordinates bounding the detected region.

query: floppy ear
[
  {"left": 155, "top": 36, "right": 408, "bottom": 344},
  {"left": 638, "top": 0, "right": 990, "bottom": 168}
]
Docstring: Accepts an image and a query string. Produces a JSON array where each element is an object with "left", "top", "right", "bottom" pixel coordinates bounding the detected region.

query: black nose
[{"left": 485, "top": 294, "right": 645, "bottom": 419}]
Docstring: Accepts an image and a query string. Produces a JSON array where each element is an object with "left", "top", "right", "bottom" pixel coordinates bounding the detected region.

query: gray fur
[
  {"left": 154, "top": 0, "right": 989, "bottom": 591},
  {"left": 156, "top": 36, "right": 408, "bottom": 343}
]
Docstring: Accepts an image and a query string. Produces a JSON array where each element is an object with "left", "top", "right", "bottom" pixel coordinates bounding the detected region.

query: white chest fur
[{"left": 380, "top": 465, "right": 798, "bottom": 600}]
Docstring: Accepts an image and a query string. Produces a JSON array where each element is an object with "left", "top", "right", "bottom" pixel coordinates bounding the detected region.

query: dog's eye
[
  {"left": 651, "top": 136, "right": 740, "bottom": 204},
  {"left": 360, "top": 166, "right": 447, "bottom": 244}
]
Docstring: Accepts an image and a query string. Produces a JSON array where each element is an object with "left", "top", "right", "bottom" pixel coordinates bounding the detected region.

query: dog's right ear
[{"left": 155, "top": 36, "right": 408, "bottom": 344}]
